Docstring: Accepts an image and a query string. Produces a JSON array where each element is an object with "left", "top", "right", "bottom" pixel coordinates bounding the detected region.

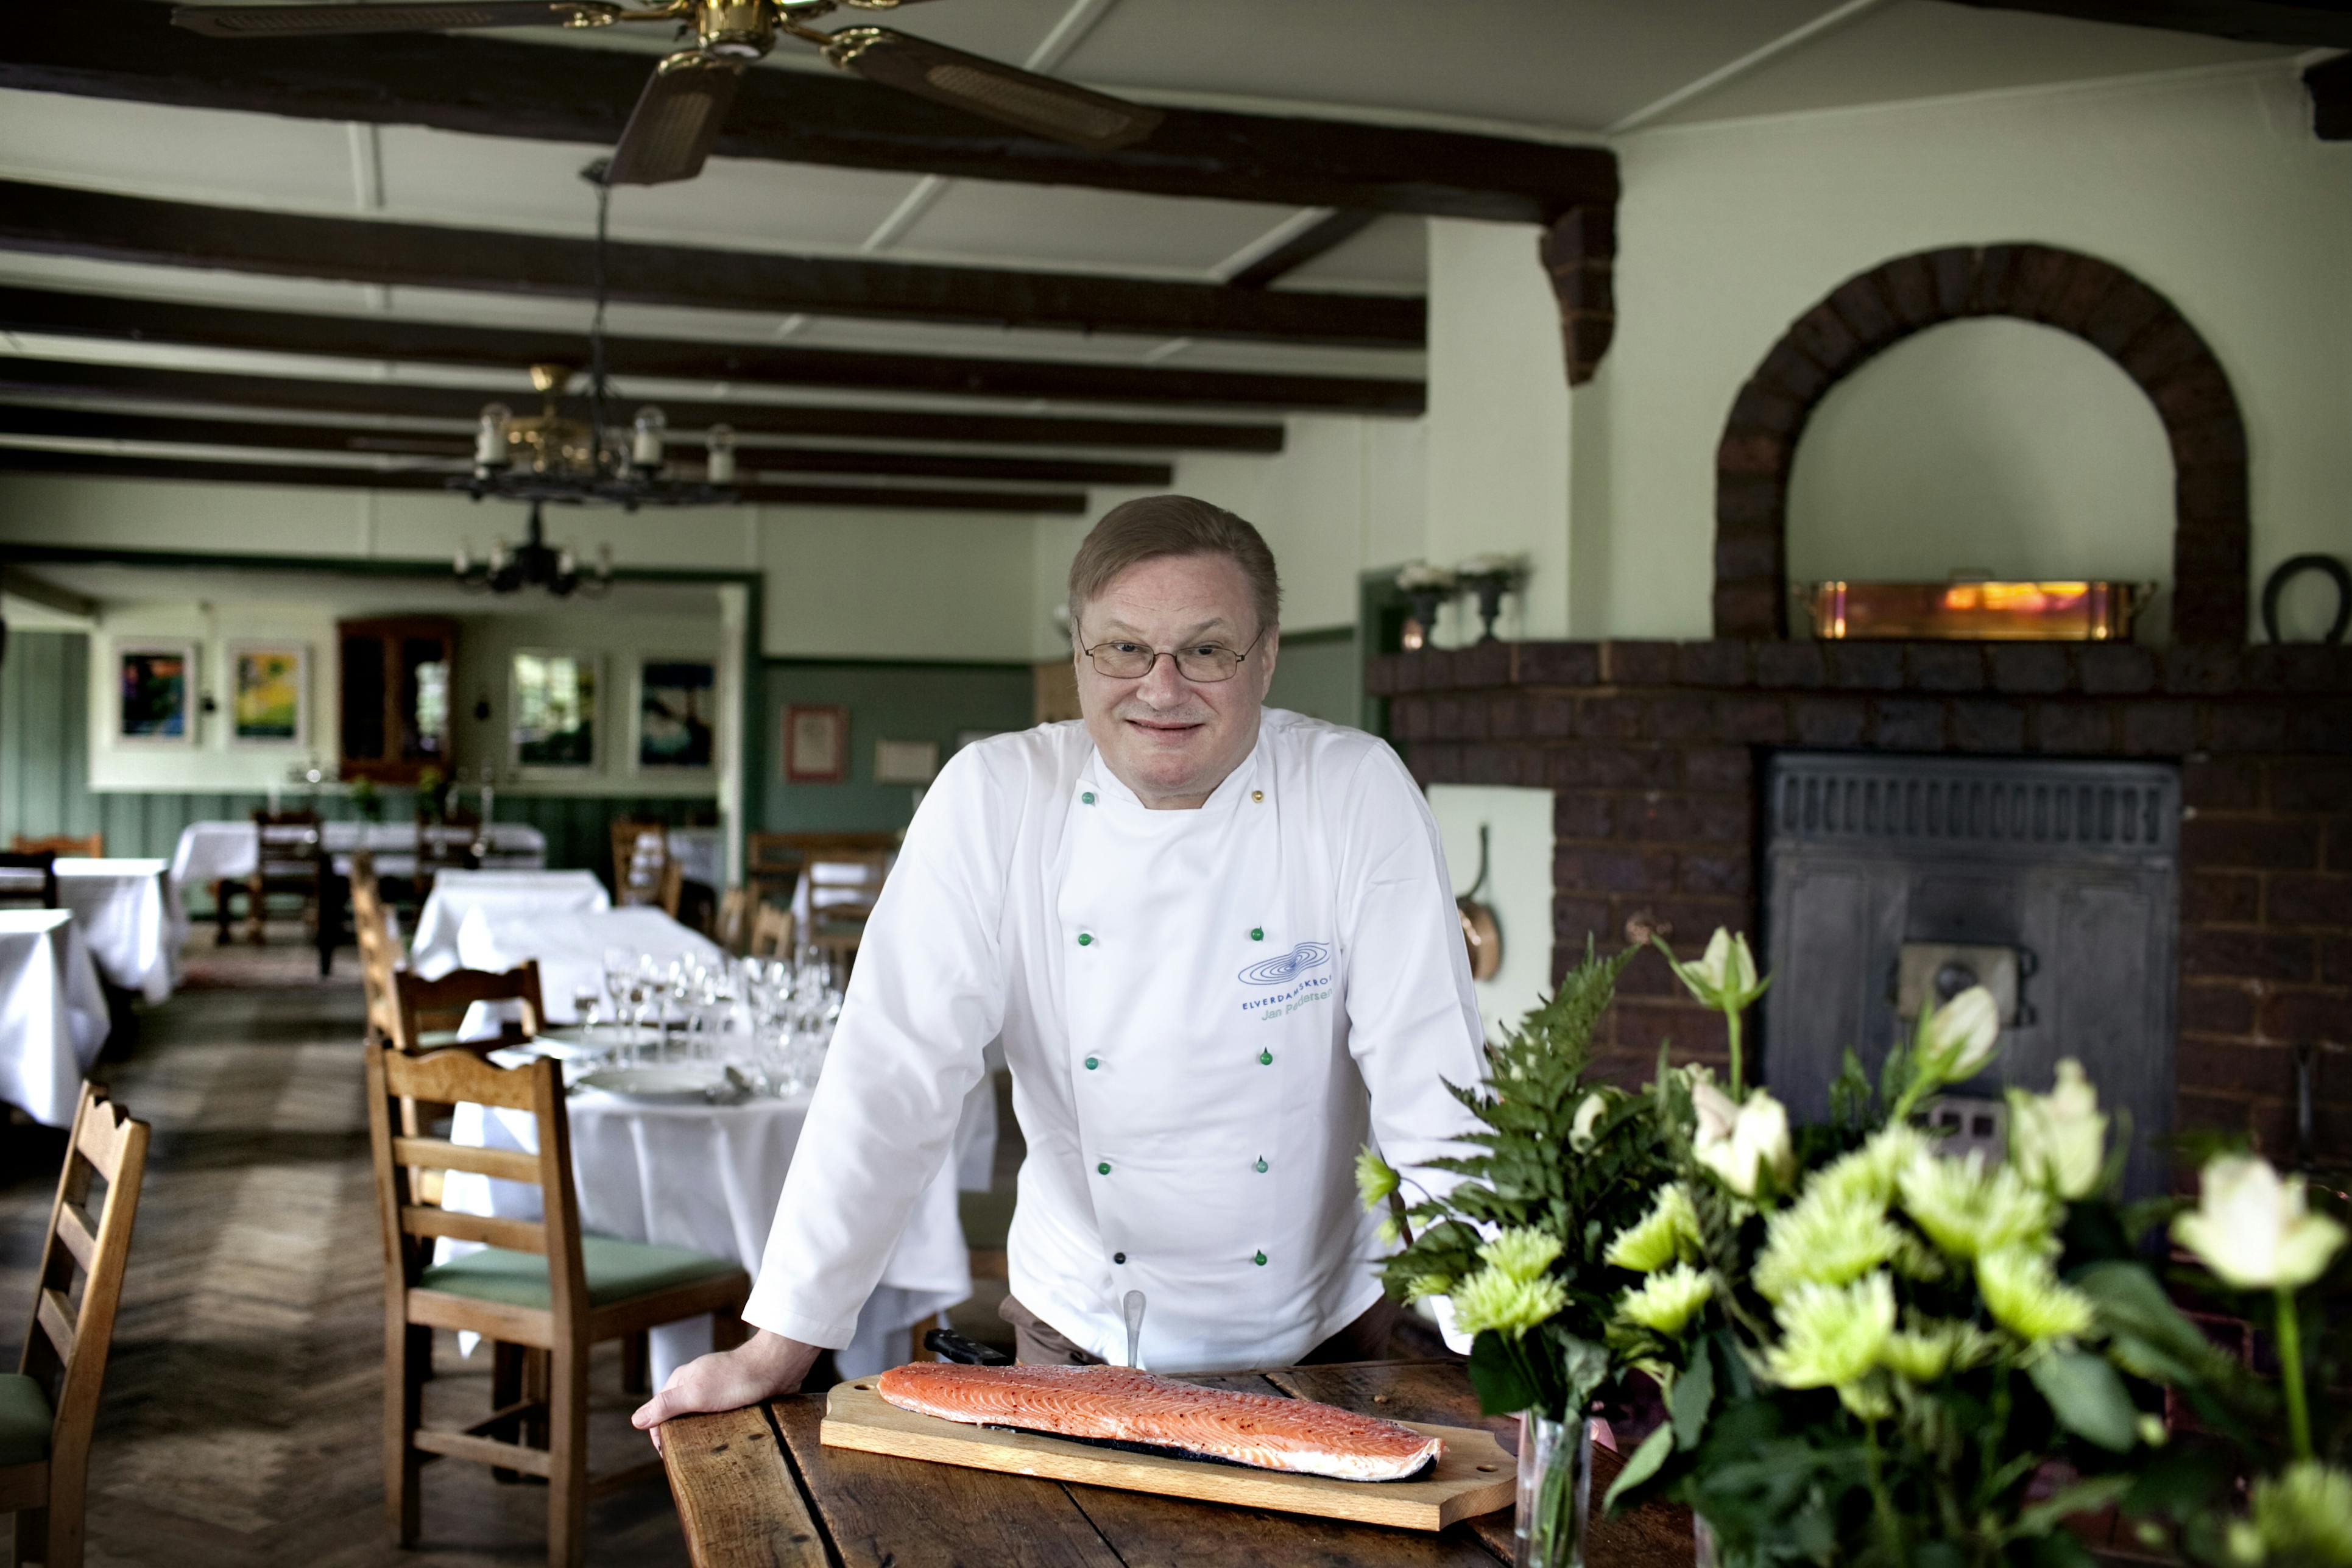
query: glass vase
[{"left": 1514, "top": 1411, "right": 1592, "bottom": 1568}]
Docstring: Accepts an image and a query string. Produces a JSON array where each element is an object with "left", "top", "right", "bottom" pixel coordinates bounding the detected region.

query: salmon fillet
[{"left": 875, "top": 1363, "right": 1444, "bottom": 1482}]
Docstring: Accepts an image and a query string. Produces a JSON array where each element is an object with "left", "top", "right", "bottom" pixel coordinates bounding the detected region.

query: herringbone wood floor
[{"left": 2, "top": 937, "right": 693, "bottom": 1567}]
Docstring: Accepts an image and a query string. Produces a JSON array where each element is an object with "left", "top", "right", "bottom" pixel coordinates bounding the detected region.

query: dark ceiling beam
[
  {"left": 0, "top": 404, "right": 1174, "bottom": 486},
  {"left": 0, "top": 447, "right": 1087, "bottom": 512},
  {"left": 1226, "top": 212, "right": 1385, "bottom": 291},
  {"left": 2308, "top": 52, "right": 2352, "bottom": 138},
  {"left": 7, "top": 2, "right": 1617, "bottom": 225},
  {"left": 1938, "top": 0, "right": 2352, "bottom": 46},
  {"left": 0, "top": 180, "right": 1421, "bottom": 350},
  {"left": 0, "top": 287, "right": 1419, "bottom": 415},
  {"left": 0, "top": 358, "right": 1287, "bottom": 453}
]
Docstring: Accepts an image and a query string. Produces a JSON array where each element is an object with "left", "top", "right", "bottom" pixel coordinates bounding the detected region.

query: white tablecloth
[
  {"left": 411, "top": 870, "right": 612, "bottom": 978},
  {"left": 447, "top": 1086, "right": 970, "bottom": 1384},
  {"left": 54, "top": 858, "right": 180, "bottom": 1003},
  {"left": 454, "top": 906, "right": 721, "bottom": 1023},
  {"left": 171, "top": 820, "right": 260, "bottom": 888},
  {"left": 0, "top": 910, "right": 111, "bottom": 1127}
]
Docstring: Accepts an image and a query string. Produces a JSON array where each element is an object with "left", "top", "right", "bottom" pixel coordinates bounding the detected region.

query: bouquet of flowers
[
  {"left": 1359, "top": 942, "right": 1681, "bottom": 1564},
  {"left": 1600, "top": 928, "right": 2284, "bottom": 1568}
]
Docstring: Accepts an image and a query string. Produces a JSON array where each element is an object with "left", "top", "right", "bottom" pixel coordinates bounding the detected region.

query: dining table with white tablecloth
[
  {"left": 453, "top": 905, "right": 719, "bottom": 1022},
  {"left": 445, "top": 1076, "right": 972, "bottom": 1385},
  {"left": 53, "top": 858, "right": 182, "bottom": 1002},
  {"left": 408, "top": 869, "right": 611, "bottom": 979},
  {"left": 0, "top": 909, "right": 111, "bottom": 1127},
  {"left": 169, "top": 819, "right": 550, "bottom": 902}
]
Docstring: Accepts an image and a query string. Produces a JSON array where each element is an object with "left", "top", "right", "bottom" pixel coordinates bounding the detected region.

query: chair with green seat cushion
[
  {"left": 421, "top": 1235, "right": 741, "bottom": 1311},
  {"left": 0, "top": 1373, "right": 52, "bottom": 1467}
]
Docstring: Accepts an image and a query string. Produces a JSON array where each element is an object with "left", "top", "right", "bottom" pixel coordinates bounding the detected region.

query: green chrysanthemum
[
  {"left": 1450, "top": 1264, "right": 1568, "bottom": 1337},
  {"left": 1878, "top": 1318, "right": 1999, "bottom": 1383},
  {"left": 1764, "top": 1273, "right": 1896, "bottom": 1393},
  {"left": 1976, "top": 1247, "right": 2094, "bottom": 1343},
  {"left": 1402, "top": 1272, "right": 1456, "bottom": 1302},
  {"left": 1478, "top": 1227, "right": 1565, "bottom": 1283},
  {"left": 1898, "top": 1150, "right": 2058, "bottom": 1260},
  {"left": 2242, "top": 1461, "right": 2352, "bottom": 1566},
  {"left": 1355, "top": 1147, "right": 1400, "bottom": 1211},
  {"left": 1616, "top": 1263, "right": 1715, "bottom": 1337},
  {"left": 1754, "top": 1184, "right": 1905, "bottom": 1302},
  {"left": 1815, "top": 1123, "right": 1934, "bottom": 1210},
  {"left": 1376, "top": 1214, "right": 1403, "bottom": 1247},
  {"left": 1605, "top": 1183, "right": 1701, "bottom": 1273}
]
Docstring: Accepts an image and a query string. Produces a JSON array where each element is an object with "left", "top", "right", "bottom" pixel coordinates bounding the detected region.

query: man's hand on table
[{"left": 632, "top": 1329, "right": 822, "bottom": 1450}]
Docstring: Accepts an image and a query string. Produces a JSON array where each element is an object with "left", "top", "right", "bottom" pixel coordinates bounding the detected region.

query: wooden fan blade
[
  {"left": 171, "top": 2, "right": 620, "bottom": 37},
  {"left": 604, "top": 51, "right": 746, "bottom": 186},
  {"left": 822, "top": 27, "right": 1163, "bottom": 152}
]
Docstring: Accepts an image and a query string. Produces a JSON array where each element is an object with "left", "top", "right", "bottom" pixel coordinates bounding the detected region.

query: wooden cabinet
[{"left": 337, "top": 616, "right": 456, "bottom": 783}]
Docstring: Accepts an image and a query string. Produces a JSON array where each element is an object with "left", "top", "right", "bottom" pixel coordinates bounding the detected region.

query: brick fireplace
[{"left": 1368, "top": 637, "right": 2352, "bottom": 1179}]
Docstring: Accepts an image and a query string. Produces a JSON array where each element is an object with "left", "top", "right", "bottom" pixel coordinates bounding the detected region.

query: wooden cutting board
[{"left": 818, "top": 1377, "right": 1517, "bottom": 1531}]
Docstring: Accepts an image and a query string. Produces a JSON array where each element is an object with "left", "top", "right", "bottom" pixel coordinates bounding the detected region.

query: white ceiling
[{"left": 0, "top": 0, "right": 2301, "bottom": 473}]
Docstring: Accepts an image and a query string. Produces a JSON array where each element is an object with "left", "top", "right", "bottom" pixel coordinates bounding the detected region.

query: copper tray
[{"left": 1801, "top": 581, "right": 2153, "bottom": 641}]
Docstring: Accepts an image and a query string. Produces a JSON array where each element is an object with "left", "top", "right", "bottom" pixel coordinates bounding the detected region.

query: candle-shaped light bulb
[
  {"left": 475, "top": 403, "right": 511, "bottom": 470},
  {"left": 557, "top": 546, "right": 577, "bottom": 576},
  {"left": 705, "top": 423, "right": 736, "bottom": 486},
  {"left": 631, "top": 406, "right": 666, "bottom": 470},
  {"left": 489, "top": 540, "right": 512, "bottom": 571},
  {"left": 455, "top": 541, "right": 474, "bottom": 574},
  {"left": 596, "top": 542, "right": 614, "bottom": 581}
]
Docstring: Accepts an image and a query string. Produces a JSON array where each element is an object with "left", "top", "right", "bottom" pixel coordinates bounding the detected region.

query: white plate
[{"left": 574, "top": 1065, "right": 728, "bottom": 1104}]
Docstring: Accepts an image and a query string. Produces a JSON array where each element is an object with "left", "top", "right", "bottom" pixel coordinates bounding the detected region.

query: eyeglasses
[{"left": 1079, "top": 629, "right": 1265, "bottom": 683}]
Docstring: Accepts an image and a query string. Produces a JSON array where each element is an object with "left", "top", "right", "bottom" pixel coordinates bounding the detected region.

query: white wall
[
  {"left": 1598, "top": 62, "right": 2352, "bottom": 638},
  {"left": 85, "top": 600, "right": 339, "bottom": 791},
  {"left": 1426, "top": 784, "right": 1557, "bottom": 1043}
]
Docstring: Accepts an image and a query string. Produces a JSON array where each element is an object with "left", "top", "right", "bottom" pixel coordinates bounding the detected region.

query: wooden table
[{"left": 659, "top": 1360, "right": 1697, "bottom": 1567}]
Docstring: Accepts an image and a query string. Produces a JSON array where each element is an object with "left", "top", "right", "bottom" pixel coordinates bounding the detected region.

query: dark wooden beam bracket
[
  {"left": 0, "top": 180, "right": 1421, "bottom": 350},
  {"left": 5, "top": 1, "right": 1617, "bottom": 225},
  {"left": 1539, "top": 204, "right": 1616, "bottom": 387},
  {"left": 2306, "top": 51, "right": 2352, "bottom": 139},
  {"left": 0, "top": 356, "right": 1287, "bottom": 453}
]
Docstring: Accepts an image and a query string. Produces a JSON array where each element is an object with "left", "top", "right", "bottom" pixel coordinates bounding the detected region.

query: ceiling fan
[{"left": 168, "top": 0, "right": 1165, "bottom": 186}]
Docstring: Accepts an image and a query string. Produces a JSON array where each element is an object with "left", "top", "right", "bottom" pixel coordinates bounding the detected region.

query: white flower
[
  {"left": 1455, "top": 553, "right": 1524, "bottom": 580},
  {"left": 1916, "top": 985, "right": 2001, "bottom": 1086},
  {"left": 1394, "top": 561, "right": 1457, "bottom": 592},
  {"left": 1570, "top": 1091, "right": 1608, "bottom": 1153},
  {"left": 1669, "top": 928, "right": 1770, "bottom": 1012},
  {"left": 2006, "top": 1059, "right": 2108, "bottom": 1200},
  {"left": 1694, "top": 1086, "right": 1795, "bottom": 1198},
  {"left": 2174, "top": 1156, "right": 2348, "bottom": 1291}
]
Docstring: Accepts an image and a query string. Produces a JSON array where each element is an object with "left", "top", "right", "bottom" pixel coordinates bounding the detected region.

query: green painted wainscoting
[
  {"left": 760, "top": 658, "right": 1036, "bottom": 836},
  {"left": 1, "top": 629, "right": 711, "bottom": 898}
]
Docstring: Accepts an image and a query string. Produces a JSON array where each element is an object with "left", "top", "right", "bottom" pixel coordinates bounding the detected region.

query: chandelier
[{"left": 450, "top": 161, "right": 738, "bottom": 594}]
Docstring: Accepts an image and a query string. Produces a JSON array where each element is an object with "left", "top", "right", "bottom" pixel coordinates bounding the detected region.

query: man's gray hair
[{"left": 1065, "top": 495, "right": 1281, "bottom": 641}]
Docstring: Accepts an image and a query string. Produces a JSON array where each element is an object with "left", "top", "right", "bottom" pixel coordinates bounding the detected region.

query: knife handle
[{"left": 922, "top": 1328, "right": 1015, "bottom": 1366}]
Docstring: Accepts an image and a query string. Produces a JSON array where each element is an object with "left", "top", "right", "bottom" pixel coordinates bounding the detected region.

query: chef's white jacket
[{"left": 745, "top": 707, "right": 1488, "bottom": 1372}]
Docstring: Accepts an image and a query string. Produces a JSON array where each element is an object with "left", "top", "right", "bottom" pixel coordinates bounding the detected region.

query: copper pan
[{"left": 1457, "top": 824, "right": 1503, "bottom": 983}]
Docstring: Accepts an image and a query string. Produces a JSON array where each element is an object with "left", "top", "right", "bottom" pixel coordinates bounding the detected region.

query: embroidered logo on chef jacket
[
  {"left": 1238, "top": 942, "right": 1331, "bottom": 986},
  {"left": 1237, "top": 941, "right": 1335, "bottom": 1023}
]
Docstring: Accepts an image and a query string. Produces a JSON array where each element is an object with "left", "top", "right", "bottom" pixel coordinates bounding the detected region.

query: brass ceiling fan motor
[{"left": 170, "top": 0, "right": 1165, "bottom": 187}]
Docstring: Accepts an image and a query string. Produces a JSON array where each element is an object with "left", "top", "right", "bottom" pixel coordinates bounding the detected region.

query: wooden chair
[
  {"left": 654, "top": 859, "right": 685, "bottom": 920},
  {"left": 390, "top": 964, "right": 545, "bottom": 1057},
  {"left": 364, "top": 1046, "right": 749, "bottom": 1568},
  {"left": 9, "top": 835, "right": 101, "bottom": 859},
  {"left": 805, "top": 848, "right": 889, "bottom": 975},
  {"left": 0, "top": 852, "right": 58, "bottom": 911},
  {"left": 748, "top": 902, "right": 794, "bottom": 959},
  {"left": 245, "top": 808, "right": 323, "bottom": 945},
  {"left": 742, "top": 833, "right": 805, "bottom": 916},
  {"left": 2, "top": 1085, "right": 150, "bottom": 1568},
  {"left": 609, "top": 821, "right": 669, "bottom": 908},
  {"left": 713, "top": 886, "right": 753, "bottom": 955},
  {"left": 351, "top": 852, "right": 404, "bottom": 1048}
]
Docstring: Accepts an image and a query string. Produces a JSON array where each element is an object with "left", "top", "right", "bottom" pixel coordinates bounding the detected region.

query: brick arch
[{"left": 1713, "top": 244, "right": 2249, "bottom": 643}]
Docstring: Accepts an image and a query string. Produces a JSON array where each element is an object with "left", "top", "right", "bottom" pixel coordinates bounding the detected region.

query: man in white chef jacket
[{"left": 636, "top": 494, "right": 1485, "bottom": 1433}]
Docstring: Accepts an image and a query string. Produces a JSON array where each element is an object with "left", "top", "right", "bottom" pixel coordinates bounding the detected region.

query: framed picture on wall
[
  {"left": 634, "top": 656, "right": 716, "bottom": 772},
  {"left": 874, "top": 738, "right": 939, "bottom": 785},
  {"left": 510, "top": 650, "right": 599, "bottom": 772},
  {"left": 783, "top": 704, "right": 847, "bottom": 783},
  {"left": 228, "top": 643, "right": 306, "bottom": 746},
  {"left": 115, "top": 640, "right": 196, "bottom": 745}
]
